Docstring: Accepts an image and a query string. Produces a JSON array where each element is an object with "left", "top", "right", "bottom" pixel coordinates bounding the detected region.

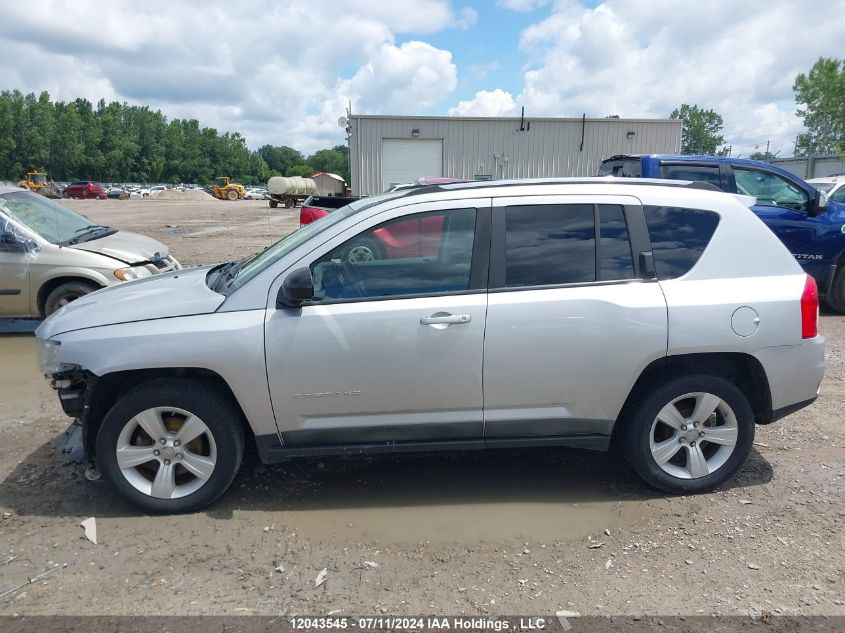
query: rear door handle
[{"left": 420, "top": 313, "right": 472, "bottom": 326}]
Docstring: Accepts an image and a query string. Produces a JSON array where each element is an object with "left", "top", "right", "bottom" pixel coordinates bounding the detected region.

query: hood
[
  {"left": 36, "top": 266, "right": 225, "bottom": 338},
  {"left": 70, "top": 230, "right": 169, "bottom": 265}
]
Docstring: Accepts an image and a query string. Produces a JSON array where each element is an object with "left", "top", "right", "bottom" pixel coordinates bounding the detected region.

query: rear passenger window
[
  {"left": 660, "top": 165, "right": 722, "bottom": 189},
  {"left": 643, "top": 206, "right": 720, "bottom": 279},
  {"left": 503, "top": 204, "right": 636, "bottom": 287}
]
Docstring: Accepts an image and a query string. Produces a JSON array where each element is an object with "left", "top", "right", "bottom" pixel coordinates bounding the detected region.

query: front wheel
[
  {"left": 44, "top": 280, "right": 99, "bottom": 316},
  {"left": 623, "top": 374, "right": 754, "bottom": 494},
  {"left": 96, "top": 378, "right": 244, "bottom": 513}
]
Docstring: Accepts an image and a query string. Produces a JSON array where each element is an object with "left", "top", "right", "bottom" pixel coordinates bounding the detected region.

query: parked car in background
[
  {"left": 129, "top": 188, "right": 151, "bottom": 199},
  {"left": 107, "top": 187, "right": 129, "bottom": 200},
  {"left": 62, "top": 181, "right": 107, "bottom": 200},
  {"left": 599, "top": 155, "right": 845, "bottom": 312},
  {"left": 244, "top": 188, "right": 269, "bottom": 200},
  {"left": 148, "top": 186, "right": 168, "bottom": 196},
  {"left": 808, "top": 175, "right": 845, "bottom": 204},
  {"left": 35, "top": 178, "right": 823, "bottom": 512},
  {"left": 0, "top": 187, "right": 180, "bottom": 317}
]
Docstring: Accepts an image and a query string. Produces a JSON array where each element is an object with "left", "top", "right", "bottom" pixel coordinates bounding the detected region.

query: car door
[
  {"left": 729, "top": 164, "right": 829, "bottom": 281},
  {"left": 482, "top": 195, "right": 667, "bottom": 442},
  {"left": 0, "top": 215, "right": 32, "bottom": 317},
  {"left": 264, "top": 198, "right": 491, "bottom": 446}
]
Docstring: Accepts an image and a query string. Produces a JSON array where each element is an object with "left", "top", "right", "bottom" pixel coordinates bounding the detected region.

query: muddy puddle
[
  {"left": 228, "top": 449, "right": 657, "bottom": 545},
  {"left": 0, "top": 334, "right": 54, "bottom": 410}
]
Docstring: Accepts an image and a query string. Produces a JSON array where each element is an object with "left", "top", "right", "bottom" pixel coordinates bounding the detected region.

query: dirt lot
[{"left": 0, "top": 198, "right": 842, "bottom": 617}]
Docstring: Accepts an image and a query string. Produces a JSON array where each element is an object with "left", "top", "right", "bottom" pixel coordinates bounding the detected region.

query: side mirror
[
  {"left": 277, "top": 267, "right": 314, "bottom": 308},
  {"left": 810, "top": 190, "right": 829, "bottom": 216}
]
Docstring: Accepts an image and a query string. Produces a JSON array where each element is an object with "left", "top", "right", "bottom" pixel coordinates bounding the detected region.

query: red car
[
  {"left": 62, "top": 181, "right": 107, "bottom": 200},
  {"left": 301, "top": 197, "right": 444, "bottom": 261}
]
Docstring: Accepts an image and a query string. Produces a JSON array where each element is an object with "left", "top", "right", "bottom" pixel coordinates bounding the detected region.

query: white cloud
[
  {"left": 496, "top": 0, "right": 551, "bottom": 11},
  {"left": 507, "top": 0, "right": 845, "bottom": 156},
  {"left": 0, "top": 0, "right": 469, "bottom": 152},
  {"left": 344, "top": 41, "right": 457, "bottom": 114},
  {"left": 449, "top": 89, "right": 517, "bottom": 117}
]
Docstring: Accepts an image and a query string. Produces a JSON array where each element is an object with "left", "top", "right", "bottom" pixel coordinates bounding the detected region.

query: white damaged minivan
[{"left": 1, "top": 187, "right": 180, "bottom": 317}]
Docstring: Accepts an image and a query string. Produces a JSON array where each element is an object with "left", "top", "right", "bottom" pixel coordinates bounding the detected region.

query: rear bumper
[{"left": 754, "top": 335, "right": 825, "bottom": 415}]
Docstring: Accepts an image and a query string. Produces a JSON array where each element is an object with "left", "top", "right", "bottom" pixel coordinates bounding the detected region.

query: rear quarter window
[
  {"left": 597, "top": 159, "right": 642, "bottom": 177},
  {"left": 643, "top": 206, "right": 720, "bottom": 279}
]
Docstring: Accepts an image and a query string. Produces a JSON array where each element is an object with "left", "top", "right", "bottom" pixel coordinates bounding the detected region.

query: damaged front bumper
[{"left": 50, "top": 368, "right": 98, "bottom": 466}]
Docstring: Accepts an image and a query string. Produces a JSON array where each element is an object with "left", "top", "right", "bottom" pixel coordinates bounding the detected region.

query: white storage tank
[{"left": 267, "top": 176, "right": 316, "bottom": 196}]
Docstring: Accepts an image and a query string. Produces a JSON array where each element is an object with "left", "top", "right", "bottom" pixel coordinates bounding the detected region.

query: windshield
[
  {"left": 0, "top": 190, "right": 104, "bottom": 244},
  {"left": 32, "top": 174, "right": 47, "bottom": 184},
  {"left": 223, "top": 192, "right": 405, "bottom": 293}
]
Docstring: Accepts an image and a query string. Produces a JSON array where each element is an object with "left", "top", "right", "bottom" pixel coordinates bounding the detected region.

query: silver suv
[{"left": 36, "top": 179, "right": 825, "bottom": 513}]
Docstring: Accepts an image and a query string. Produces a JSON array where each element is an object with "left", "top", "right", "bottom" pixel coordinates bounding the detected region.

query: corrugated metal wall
[
  {"left": 349, "top": 115, "right": 683, "bottom": 196},
  {"left": 771, "top": 155, "right": 845, "bottom": 179}
]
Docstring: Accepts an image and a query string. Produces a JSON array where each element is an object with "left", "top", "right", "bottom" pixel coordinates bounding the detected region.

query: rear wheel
[
  {"left": 269, "top": 199, "right": 278, "bottom": 208},
  {"left": 623, "top": 374, "right": 754, "bottom": 494},
  {"left": 825, "top": 266, "right": 845, "bottom": 313},
  {"left": 44, "top": 280, "right": 99, "bottom": 316},
  {"left": 284, "top": 197, "right": 295, "bottom": 208},
  {"left": 226, "top": 189, "right": 238, "bottom": 201},
  {"left": 96, "top": 378, "right": 244, "bottom": 513}
]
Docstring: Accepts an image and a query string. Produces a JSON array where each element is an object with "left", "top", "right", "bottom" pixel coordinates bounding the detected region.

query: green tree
[
  {"left": 793, "top": 57, "right": 845, "bottom": 156},
  {"left": 258, "top": 145, "right": 304, "bottom": 175},
  {"left": 307, "top": 146, "right": 349, "bottom": 182},
  {"left": 670, "top": 104, "right": 728, "bottom": 155},
  {"left": 285, "top": 164, "right": 315, "bottom": 178}
]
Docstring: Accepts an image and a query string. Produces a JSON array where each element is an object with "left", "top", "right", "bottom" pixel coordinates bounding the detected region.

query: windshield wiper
[
  {"left": 67, "top": 225, "right": 110, "bottom": 244},
  {"left": 212, "top": 258, "right": 246, "bottom": 292}
]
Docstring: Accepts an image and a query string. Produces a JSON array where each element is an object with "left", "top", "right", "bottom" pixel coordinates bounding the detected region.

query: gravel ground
[{"left": 0, "top": 198, "right": 842, "bottom": 617}]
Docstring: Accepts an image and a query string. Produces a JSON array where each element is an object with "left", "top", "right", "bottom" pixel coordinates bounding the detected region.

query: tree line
[{"left": 0, "top": 90, "right": 350, "bottom": 185}]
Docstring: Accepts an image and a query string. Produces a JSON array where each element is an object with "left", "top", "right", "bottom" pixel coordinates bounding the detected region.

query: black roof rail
[{"left": 400, "top": 177, "right": 724, "bottom": 197}]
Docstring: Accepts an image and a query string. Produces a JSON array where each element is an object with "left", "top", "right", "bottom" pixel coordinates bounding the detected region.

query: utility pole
[{"left": 765, "top": 140, "right": 770, "bottom": 161}]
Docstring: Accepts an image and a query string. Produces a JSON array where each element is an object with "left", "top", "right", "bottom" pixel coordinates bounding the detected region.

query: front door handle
[{"left": 420, "top": 313, "right": 472, "bottom": 327}]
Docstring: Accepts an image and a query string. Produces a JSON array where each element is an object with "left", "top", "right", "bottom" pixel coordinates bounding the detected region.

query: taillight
[{"left": 801, "top": 275, "right": 818, "bottom": 339}]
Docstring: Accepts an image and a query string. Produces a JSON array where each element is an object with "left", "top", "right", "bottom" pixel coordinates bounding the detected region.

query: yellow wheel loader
[
  {"left": 210, "top": 177, "right": 246, "bottom": 201},
  {"left": 17, "top": 170, "right": 61, "bottom": 198}
]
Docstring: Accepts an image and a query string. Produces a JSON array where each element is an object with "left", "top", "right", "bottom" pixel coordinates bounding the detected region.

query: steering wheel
[{"left": 334, "top": 256, "right": 366, "bottom": 298}]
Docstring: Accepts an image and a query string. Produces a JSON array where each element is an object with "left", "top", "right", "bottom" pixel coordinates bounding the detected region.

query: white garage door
[{"left": 382, "top": 139, "right": 443, "bottom": 191}]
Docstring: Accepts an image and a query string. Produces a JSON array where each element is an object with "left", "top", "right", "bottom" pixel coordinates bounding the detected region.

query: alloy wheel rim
[
  {"left": 347, "top": 244, "right": 376, "bottom": 262},
  {"left": 115, "top": 406, "right": 217, "bottom": 499},
  {"left": 648, "top": 392, "right": 738, "bottom": 480}
]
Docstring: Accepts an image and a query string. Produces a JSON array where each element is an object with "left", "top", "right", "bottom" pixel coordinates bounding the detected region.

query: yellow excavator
[
  {"left": 17, "top": 170, "right": 61, "bottom": 198},
  {"left": 210, "top": 176, "right": 246, "bottom": 201}
]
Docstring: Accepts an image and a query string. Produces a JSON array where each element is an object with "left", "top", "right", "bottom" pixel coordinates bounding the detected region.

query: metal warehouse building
[{"left": 348, "top": 114, "right": 683, "bottom": 196}]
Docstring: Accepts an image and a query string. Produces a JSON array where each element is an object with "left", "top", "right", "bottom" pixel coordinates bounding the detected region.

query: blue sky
[{"left": 1, "top": 0, "right": 843, "bottom": 156}]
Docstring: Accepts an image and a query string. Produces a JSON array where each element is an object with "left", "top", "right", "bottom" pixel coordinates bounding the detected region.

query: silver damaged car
[{"left": 35, "top": 179, "right": 825, "bottom": 512}]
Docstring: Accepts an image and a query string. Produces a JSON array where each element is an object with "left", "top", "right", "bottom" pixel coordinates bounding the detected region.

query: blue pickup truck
[{"left": 598, "top": 154, "right": 845, "bottom": 312}]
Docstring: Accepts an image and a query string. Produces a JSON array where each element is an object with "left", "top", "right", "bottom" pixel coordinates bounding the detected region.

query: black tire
[
  {"left": 269, "top": 199, "right": 278, "bottom": 208},
  {"left": 96, "top": 378, "right": 245, "bottom": 514},
  {"left": 622, "top": 373, "right": 755, "bottom": 494},
  {"left": 62, "top": 191, "right": 70, "bottom": 198},
  {"left": 345, "top": 236, "right": 385, "bottom": 262},
  {"left": 43, "top": 280, "right": 99, "bottom": 316},
  {"left": 825, "top": 266, "right": 845, "bottom": 313},
  {"left": 284, "top": 197, "right": 295, "bottom": 208}
]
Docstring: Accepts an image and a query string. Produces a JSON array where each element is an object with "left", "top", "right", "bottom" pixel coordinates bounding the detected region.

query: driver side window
[
  {"left": 310, "top": 208, "right": 477, "bottom": 302},
  {"left": 734, "top": 168, "right": 809, "bottom": 212}
]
